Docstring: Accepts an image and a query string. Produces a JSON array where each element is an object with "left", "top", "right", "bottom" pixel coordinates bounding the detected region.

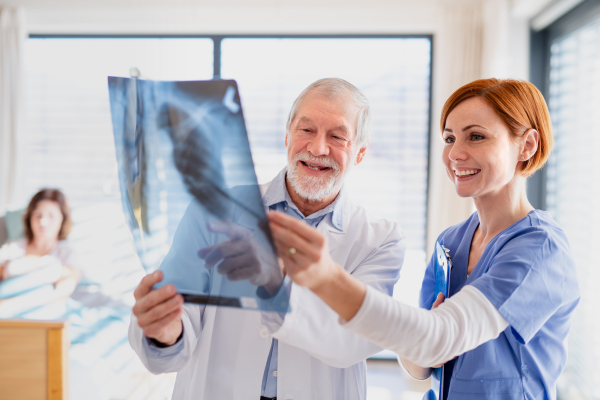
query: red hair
[{"left": 440, "top": 78, "right": 553, "bottom": 177}]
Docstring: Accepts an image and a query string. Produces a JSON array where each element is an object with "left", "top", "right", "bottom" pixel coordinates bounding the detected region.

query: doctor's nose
[{"left": 306, "top": 133, "right": 329, "bottom": 157}]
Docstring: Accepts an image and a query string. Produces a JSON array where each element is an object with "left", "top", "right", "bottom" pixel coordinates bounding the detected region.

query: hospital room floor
[{"left": 129, "top": 359, "right": 429, "bottom": 400}]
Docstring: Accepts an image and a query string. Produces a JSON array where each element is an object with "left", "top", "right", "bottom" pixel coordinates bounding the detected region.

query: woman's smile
[{"left": 454, "top": 169, "right": 481, "bottom": 179}]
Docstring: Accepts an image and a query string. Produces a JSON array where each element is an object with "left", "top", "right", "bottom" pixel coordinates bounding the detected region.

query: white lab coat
[{"left": 129, "top": 179, "right": 406, "bottom": 400}]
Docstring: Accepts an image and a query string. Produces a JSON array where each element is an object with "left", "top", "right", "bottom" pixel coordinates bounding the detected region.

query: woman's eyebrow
[{"left": 462, "top": 124, "right": 487, "bottom": 132}]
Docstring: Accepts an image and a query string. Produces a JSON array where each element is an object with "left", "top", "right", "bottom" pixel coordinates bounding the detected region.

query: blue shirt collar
[{"left": 263, "top": 167, "right": 346, "bottom": 231}]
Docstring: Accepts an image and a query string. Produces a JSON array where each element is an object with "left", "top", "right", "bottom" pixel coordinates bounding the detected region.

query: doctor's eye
[
  {"left": 470, "top": 133, "right": 484, "bottom": 141},
  {"left": 444, "top": 136, "right": 455, "bottom": 144}
]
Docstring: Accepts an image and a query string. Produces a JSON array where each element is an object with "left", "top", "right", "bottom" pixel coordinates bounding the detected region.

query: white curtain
[
  {"left": 426, "top": 0, "right": 511, "bottom": 255},
  {"left": 0, "top": 7, "right": 26, "bottom": 214}
]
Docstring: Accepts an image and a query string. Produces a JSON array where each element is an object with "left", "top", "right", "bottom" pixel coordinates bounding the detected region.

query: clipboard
[{"left": 423, "top": 241, "right": 452, "bottom": 400}]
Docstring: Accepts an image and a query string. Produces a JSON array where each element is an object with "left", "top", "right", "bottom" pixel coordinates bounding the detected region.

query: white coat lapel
[{"left": 317, "top": 219, "right": 343, "bottom": 256}]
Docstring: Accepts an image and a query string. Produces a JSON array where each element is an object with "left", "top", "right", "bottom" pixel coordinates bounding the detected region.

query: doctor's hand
[
  {"left": 198, "top": 221, "right": 283, "bottom": 294},
  {"left": 133, "top": 271, "right": 184, "bottom": 346},
  {"left": 267, "top": 211, "right": 338, "bottom": 291}
]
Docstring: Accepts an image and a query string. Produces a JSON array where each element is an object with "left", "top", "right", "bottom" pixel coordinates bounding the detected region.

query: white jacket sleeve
[
  {"left": 264, "top": 225, "right": 406, "bottom": 368},
  {"left": 128, "top": 303, "right": 204, "bottom": 374},
  {"left": 342, "top": 285, "right": 509, "bottom": 368}
]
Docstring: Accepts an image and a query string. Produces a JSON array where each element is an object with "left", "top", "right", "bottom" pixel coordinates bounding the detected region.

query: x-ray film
[{"left": 108, "top": 77, "right": 289, "bottom": 313}]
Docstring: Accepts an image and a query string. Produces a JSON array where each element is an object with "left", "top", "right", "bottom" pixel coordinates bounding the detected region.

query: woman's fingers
[
  {"left": 269, "top": 222, "right": 321, "bottom": 261},
  {"left": 268, "top": 211, "right": 325, "bottom": 245},
  {"left": 432, "top": 293, "right": 445, "bottom": 309},
  {"left": 271, "top": 238, "right": 313, "bottom": 271}
]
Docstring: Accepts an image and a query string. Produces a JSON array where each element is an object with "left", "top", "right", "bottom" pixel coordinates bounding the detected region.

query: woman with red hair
[{"left": 268, "top": 79, "right": 579, "bottom": 400}]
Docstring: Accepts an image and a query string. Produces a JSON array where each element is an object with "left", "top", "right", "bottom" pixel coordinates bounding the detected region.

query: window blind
[
  {"left": 23, "top": 37, "right": 431, "bottom": 308},
  {"left": 23, "top": 38, "right": 214, "bottom": 238},
  {"left": 221, "top": 38, "right": 432, "bottom": 306},
  {"left": 547, "top": 18, "right": 600, "bottom": 400}
]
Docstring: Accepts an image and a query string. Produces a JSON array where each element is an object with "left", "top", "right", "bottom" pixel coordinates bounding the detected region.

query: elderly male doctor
[{"left": 129, "top": 78, "right": 406, "bottom": 400}]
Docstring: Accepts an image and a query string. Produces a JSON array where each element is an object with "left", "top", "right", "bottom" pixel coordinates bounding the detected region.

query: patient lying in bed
[{"left": 0, "top": 189, "right": 81, "bottom": 317}]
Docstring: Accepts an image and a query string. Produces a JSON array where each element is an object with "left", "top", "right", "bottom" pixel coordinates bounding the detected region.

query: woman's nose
[
  {"left": 448, "top": 141, "right": 468, "bottom": 161},
  {"left": 39, "top": 217, "right": 49, "bottom": 227}
]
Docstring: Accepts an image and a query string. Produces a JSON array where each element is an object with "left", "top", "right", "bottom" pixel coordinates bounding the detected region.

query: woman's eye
[
  {"left": 471, "top": 134, "right": 484, "bottom": 140},
  {"left": 444, "top": 137, "right": 455, "bottom": 144}
]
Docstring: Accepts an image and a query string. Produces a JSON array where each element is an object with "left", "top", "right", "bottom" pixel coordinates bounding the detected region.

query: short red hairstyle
[
  {"left": 440, "top": 78, "right": 553, "bottom": 177},
  {"left": 23, "top": 189, "right": 72, "bottom": 242}
]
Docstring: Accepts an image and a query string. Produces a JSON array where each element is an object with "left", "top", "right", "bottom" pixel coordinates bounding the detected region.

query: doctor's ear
[
  {"left": 355, "top": 146, "right": 368, "bottom": 165},
  {"left": 285, "top": 134, "right": 289, "bottom": 148}
]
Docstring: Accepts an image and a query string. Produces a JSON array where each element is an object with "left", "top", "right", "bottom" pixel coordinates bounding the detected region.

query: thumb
[{"left": 432, "top": 293, "right": 445, "bottom": 309}]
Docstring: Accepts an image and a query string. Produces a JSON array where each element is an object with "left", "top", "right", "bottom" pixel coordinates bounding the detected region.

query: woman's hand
[
  {"left": 53, "top": 265, "right": 83, "bottom": 298},
  {"left": 267, "top": 211, "right": 338, "bottom": 291},
  {"left": 268, "top": 211, "right": 367, "bottom": 321}
]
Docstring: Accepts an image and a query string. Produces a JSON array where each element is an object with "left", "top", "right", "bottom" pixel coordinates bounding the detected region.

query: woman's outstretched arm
[{"left": 268, "top": 211, "right": 509, "bottom": 368}]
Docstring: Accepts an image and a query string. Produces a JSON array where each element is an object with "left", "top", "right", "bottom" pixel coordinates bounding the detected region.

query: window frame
[
  {"left": 27, "top": 33, "right": 435, "bottom": 247},
  {"left": 528, "top": 0, "right": 600, "bottom": 397},
  {"left": 528, "top": 0, "right": 600, "bottom": 209}
]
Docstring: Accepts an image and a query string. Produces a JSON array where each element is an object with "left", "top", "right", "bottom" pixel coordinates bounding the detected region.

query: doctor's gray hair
[{"left": 285, "top": 78, "right": 371, "bottom": 149}]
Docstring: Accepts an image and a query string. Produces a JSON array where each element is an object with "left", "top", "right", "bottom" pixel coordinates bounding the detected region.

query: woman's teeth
[{"left": 455, "top": 169, "right": 480, "bottom": 177}]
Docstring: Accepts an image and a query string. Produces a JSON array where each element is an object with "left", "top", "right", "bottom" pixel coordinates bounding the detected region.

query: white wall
[{"left": 23, "top": 1, "right": 440, "bottom": 35}]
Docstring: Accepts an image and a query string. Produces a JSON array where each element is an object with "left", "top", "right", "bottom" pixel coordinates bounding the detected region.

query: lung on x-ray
[{"left": 108, "top": 77, "right": 289, "bottom": 313}]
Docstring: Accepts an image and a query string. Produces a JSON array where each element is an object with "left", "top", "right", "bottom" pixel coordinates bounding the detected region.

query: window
[
  {"left": 24, "top": 38, "right": 214, "bottom": 208},
  {"left": 24, "top": 35, "right": 432, "bottom": 306},
  {"left": 222, "top": 37, "right": 432, "bottom": 306},
  {"left": 531, "top": 1, "right": 600, "bottom": 398}
]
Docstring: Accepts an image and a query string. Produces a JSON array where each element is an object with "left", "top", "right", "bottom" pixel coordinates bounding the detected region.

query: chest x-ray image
[{"left": 108, "top": 77, "right": 289, "bottom": 313}]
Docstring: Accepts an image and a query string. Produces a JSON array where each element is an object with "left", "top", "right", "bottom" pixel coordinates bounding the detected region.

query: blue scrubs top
[{"left": 419, "top": 210, "right": 579, "bottom": 400}]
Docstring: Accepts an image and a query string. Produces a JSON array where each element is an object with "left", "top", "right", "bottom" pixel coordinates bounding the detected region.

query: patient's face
[
  {"left": 285, "top": 92, "right": 363, "bottom": 201},
  {"left": 30, "top": 200, "right": 64, "bottom": 242},
  {"left": 442, "top": 97, "right": 522, "bottom": 199}
]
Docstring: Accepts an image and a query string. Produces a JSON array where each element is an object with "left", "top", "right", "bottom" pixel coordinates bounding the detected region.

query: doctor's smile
[{"left": 299, "top": 159, "right": 333, "bottom": 172}]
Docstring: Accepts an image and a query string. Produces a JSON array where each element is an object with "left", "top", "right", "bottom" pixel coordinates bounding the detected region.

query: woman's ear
[{"left": 521, "top": 129, "right": 539, "bottom": 161}]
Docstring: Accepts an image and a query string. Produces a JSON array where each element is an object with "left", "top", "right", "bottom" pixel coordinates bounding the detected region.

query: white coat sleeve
[
  {"left": 264, "top": 225, "right": 406, "bottom": 368},
  {"left": 342, "top": 285, "right": 509, "bottom": 368},
  {"left": 128, "top": 303, "right": 205, "bottom": 374}
]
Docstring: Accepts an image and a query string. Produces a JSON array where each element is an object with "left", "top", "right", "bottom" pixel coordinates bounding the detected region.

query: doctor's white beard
[{"left": 287, "top": 151, "right": 344, "bottom": 201}]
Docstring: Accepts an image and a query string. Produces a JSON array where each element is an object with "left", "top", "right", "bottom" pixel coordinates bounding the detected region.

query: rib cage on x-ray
[
  {"left": 108, "top": 77, "right": 286, "bottom": 312},
  {"left": 157, "top": 100, "right": 263, "bottom": 223}
]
